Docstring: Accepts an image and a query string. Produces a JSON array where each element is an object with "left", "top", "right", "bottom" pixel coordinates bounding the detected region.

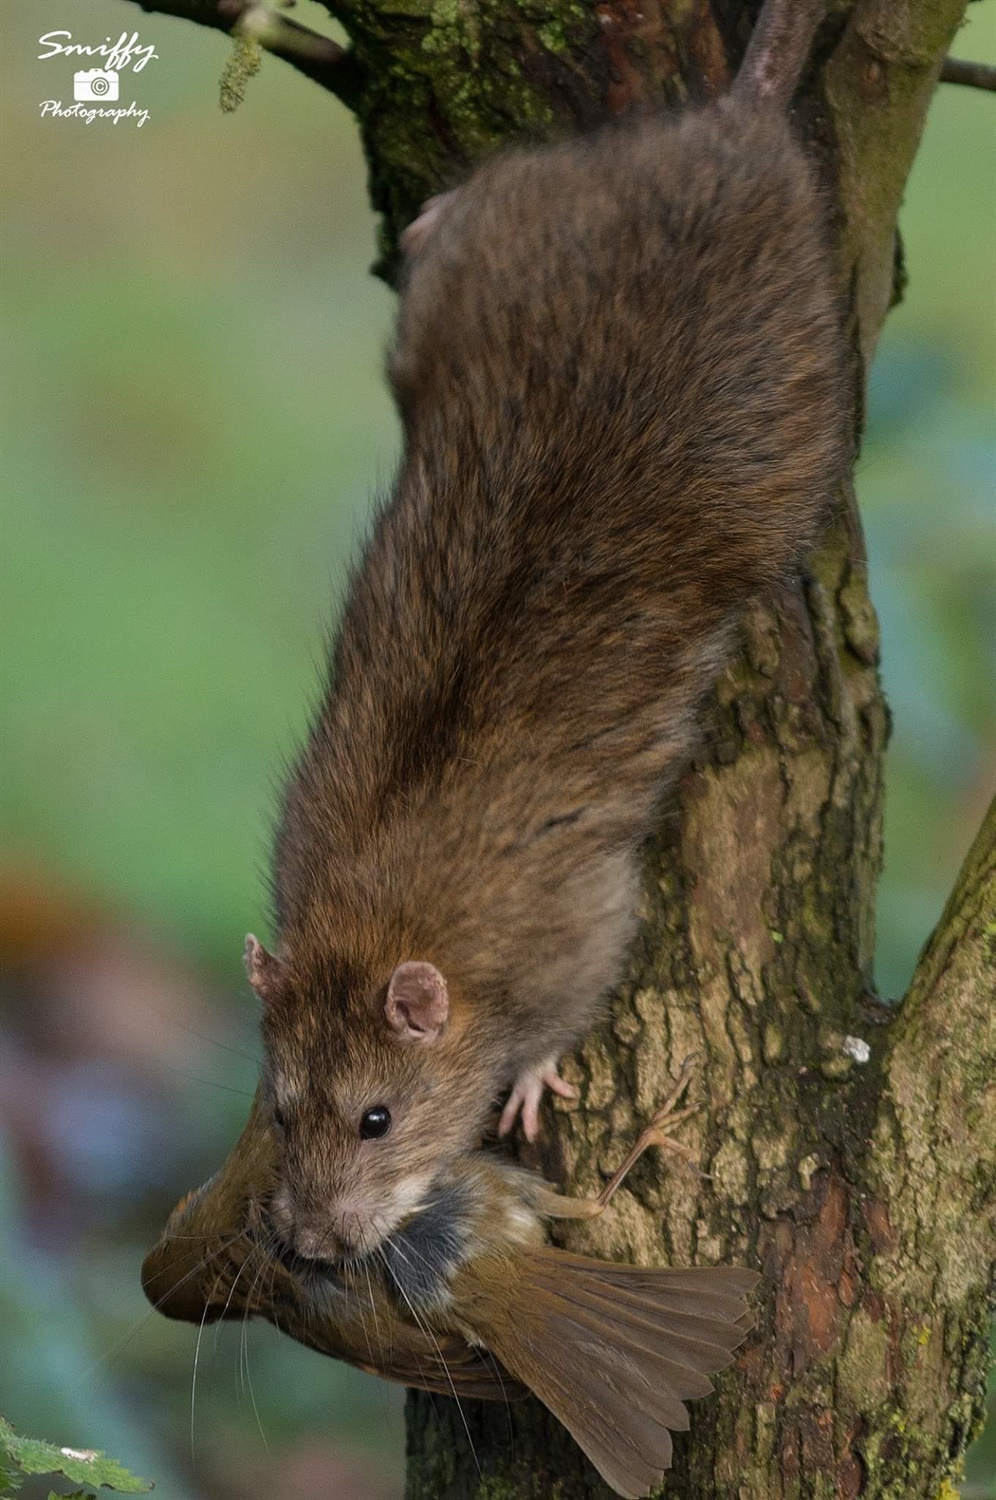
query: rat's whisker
[
  {"left": 190, "top": 1263, "right": 229, "bottom": 1463},
  {"left": 144, "top": 1233, "right": 249, "bottom": 1308},
  {"left": 165, "top": 1069, "right": 257, "bottom": 1099},
  {"left": 362, "top": 1256, "right": 382, "bottom": 1369},
  {"left": 229, "top": 1243, "right": 267, "bottom": 1376},
  {"left": 236, "top": 1245, "right": 274, "bottom": 1451},
  {"left": 213, "top": 1238, "right": 260, "bottom": 1358},
  {"left": 77, "top": 1231, "right": 249, "bottom": 1394},
  {"left": 382, "top": 1235, "right": 482, "bottom": 1480}
]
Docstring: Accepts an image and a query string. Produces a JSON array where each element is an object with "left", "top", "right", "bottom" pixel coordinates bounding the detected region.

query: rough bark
[{"left": 121, "top": 0, "right": 994, "bottom": 1494}]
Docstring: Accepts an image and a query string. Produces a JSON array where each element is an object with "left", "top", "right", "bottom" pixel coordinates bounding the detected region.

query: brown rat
[{"left": 246, "top": 0, "right": 849, "bottom": 1261}]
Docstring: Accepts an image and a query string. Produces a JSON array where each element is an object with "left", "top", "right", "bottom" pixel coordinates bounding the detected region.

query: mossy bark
[{"left": 123, "top": 0, "right": 994, "bottom": 1494}]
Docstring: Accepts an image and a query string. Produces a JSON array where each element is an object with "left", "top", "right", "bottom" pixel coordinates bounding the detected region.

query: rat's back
[
  {"left": 370, "top": 105, "right": 849, "bottom": 767},
  {"left": 391, "top": 101, "right": 847, "bottom": 589}
]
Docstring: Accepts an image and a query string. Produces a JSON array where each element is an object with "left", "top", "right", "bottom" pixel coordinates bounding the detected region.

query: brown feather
[{"left": 452, "top": 1249, "right": 758, "bottom": 1497}]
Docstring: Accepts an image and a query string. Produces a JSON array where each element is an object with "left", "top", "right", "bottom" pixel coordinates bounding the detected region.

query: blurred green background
[{"left": 1, "top": 1, "right": 993, "bottom": 1496}]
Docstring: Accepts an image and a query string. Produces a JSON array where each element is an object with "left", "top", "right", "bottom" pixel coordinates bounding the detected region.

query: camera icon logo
[{"left": 74, "top": 68, "right": 119, "bottom": 101}]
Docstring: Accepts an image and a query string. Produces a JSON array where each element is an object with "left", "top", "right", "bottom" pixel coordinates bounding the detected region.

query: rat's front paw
[
  {"left": 498, "top": 1055, "right": 578, "bottom": 1143},
  {"left": 400, "top": 191, "right": 458, "bottom": 258}
]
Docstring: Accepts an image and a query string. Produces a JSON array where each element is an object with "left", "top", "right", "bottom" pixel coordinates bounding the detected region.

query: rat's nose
[
  {"left": 291, "top": 1204, "right": 376, "bottom": 1262},
  {"left": 290, "top": 1221, "right": 341, "bottom": 1261}
]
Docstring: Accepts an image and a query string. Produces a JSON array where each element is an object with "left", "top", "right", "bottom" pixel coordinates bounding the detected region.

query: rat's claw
[
  {"left": 498, "top": 1058, "right": 579, "bottom": 1142},
  {"left": 497, "top": 1080, "right": 532, "bottom": 1139}
]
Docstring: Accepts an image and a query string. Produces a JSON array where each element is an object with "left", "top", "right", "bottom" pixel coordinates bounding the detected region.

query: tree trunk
[{"left": 125, "top": 1, "right": 995, "bottom": 1494}]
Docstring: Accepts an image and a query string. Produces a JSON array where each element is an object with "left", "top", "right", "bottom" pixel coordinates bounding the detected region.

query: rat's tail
[
  {"left": 470, "top": 1249, "right": 758, "bottom": 1499},
  {"left": 731, "top": 0, "right": 826, "bottom": 112}
]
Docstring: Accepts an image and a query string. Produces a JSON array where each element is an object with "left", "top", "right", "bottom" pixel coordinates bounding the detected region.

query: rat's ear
[
  {"left": 384, "top": 961, "right": 448, "bottom": 1043},
  {"left": 245, "top": 934, "right": 284, "bottom": 1007}
]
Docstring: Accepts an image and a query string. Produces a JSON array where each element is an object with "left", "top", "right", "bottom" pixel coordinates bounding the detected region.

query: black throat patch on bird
[{"left": 380, "top": 1174, "right": 474, "bottom": 1312}]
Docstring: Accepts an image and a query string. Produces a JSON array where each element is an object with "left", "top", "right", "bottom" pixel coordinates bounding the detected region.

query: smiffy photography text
[{"left": 36, "top": 28, "right": 158, "bottom": 129}]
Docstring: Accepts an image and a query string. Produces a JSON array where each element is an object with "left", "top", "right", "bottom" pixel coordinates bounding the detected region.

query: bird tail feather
[{"left": 472, "top": 1249, "right": 758, "bottom": 1499}]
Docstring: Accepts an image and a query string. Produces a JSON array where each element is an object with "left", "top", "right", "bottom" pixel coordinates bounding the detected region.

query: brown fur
[{"left": 257, "top": 49, "right": 850, "bottom": 1253}]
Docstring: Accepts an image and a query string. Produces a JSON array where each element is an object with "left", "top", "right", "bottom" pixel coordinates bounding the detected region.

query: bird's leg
[{"left": 532, "top": 1054, "right": 704, "bottom": 1221}]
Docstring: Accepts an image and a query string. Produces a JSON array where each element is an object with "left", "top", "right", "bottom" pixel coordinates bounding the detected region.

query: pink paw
[
  {"left": 498, "top": 1057, "right": 578, "bottom": 1143},
  {"left": 400, "top": 191, "right": 458, "bottom": 257}
]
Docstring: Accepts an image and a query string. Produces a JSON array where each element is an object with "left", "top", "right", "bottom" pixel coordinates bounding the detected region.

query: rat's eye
[
  {"left": 272, "top": 1103, "right": 287, "bottom": 1131},
  {"left": 359, "top": 1105, "right": 392, "bottom": 1140}
]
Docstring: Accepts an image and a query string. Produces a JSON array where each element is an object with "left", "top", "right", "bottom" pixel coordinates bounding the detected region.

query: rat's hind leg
[{"left": 498, "top": 1053, "right": 579, "bottom": 1143}]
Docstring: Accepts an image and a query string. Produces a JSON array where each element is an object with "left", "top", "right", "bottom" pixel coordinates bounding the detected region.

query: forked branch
[{"left": 881, "top": 794, "right": 996, "bottom": 1279}]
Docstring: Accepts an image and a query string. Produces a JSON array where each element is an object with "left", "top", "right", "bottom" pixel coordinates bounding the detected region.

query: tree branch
[
  {"left": 126, "top": 0, "right": 364, "bottom": 104},
  {"left": 881, "top": 794, "right": 996, "bottom": 1282},
  {"left": 941, "top": 56, "right": 996, "bottom": 90},
  {"left": 849, "top": 796, "right": 996, "bottom": 1482},
  {"left": 824, "top": 0, "right": 970, "bottom": 367}
]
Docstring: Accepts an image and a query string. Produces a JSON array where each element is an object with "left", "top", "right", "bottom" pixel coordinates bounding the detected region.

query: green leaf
[
  {"left": 0, "top": 1418, "right": 151, "bottom": 1493},
  {"left": 0, "top": 1447, "right": 23, "bottom": 1494}
]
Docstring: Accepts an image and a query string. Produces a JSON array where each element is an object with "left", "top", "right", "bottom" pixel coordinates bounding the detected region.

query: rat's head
[{"left": 245, "top": 935, "right": 482, "bottom": 1265}]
